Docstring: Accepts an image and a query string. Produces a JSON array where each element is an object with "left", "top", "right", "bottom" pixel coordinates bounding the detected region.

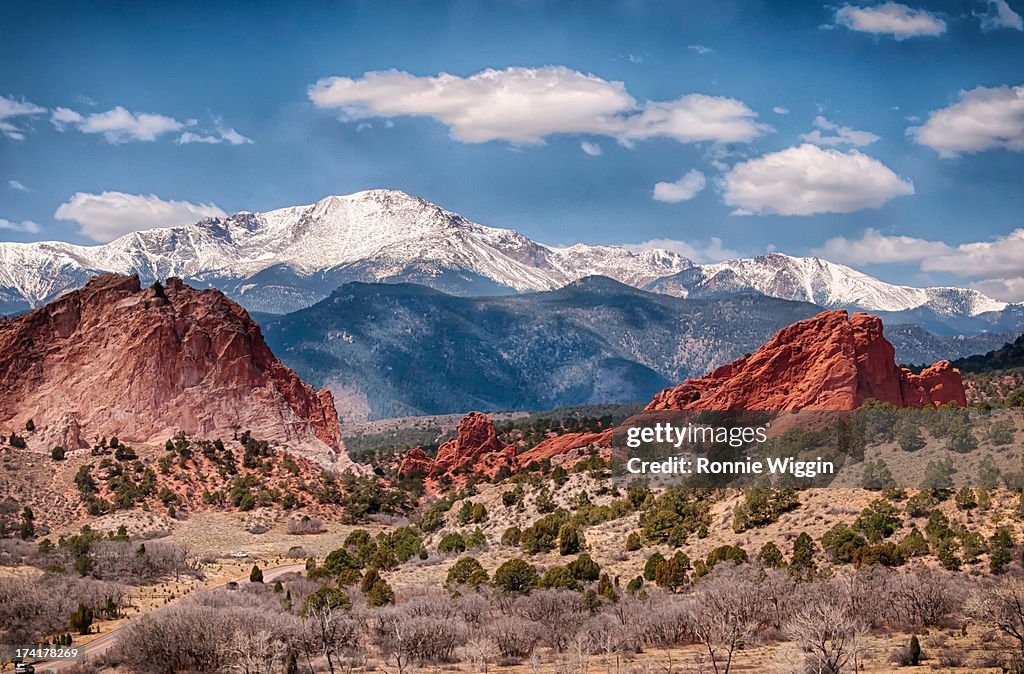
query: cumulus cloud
[
  {"left": 772, "top": 106, "right": 790, "bottom": 115},
  {"left": 910, "top": 84, "right": 1024, "bottom": 156},
  {"left": 54, "top": 191, "right": 226, "bottom": 242},
  {"left": 0, "top": 218, "right": 41, "bottom": 234},
  {"left": 812, "top": 228, "right": 953, "bottom": 265},
  {"left": 979, "top": 0, "right": 1023, "bottom": 30},
  {"left": 51, "top": 106, "right": 184, "bottom": 143},
  {"left": 8, "top": 180, "right": 28, "bottom": 192},
  {"left": 800, "top": 115, "right": 880, "bottom": 147},
  {"left": 722, "top": 144, "right": 914, "bottom": 216},
  {"left": 921, "top": 228, "right": 1024, "bottom": 277},
  {"left": 835, "top": 2, "right": 946, "bottom": 38},
  {"left": 0, "top": 95, "right": 47, "bottom": 140},
  {"left": 580, "top": 141, "right": 602, "bottom": 156},
  {"left": 912, "top": 229, "right": 1024, "bottom": 301},
  {"left": 653, "top": 170, "right": 707, "bottom": 202},
  {"left": 308, "top": 67, "right": 768, "bottom": 145},
  {"left": 688, "top": 44, "right": 713, "bottom": 55},
  {"left": 627, "top": 237, "right": 738, "bottom": 263}
]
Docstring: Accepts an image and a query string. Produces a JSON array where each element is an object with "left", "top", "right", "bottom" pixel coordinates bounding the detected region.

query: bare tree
[
  {"left": 787, "top": 585, "right": 866, "bottom": 674},
  {"left": 486, "top": 616, "right": 541, "bottom": 662},
  {"left": 515, "top": 589, "right": 586, "bottom": 652},
  {"left": 966, "top": 577, "right": 1024, "bottom": 672},
  {"left": 889, "top": 566, "right": 962, "bottom": 628},
  {"left": 300, "top": 598, "right": 358, "bottom": 674},
  {"left": 687, "top": 567, "right": 771, "bottom": 674}
]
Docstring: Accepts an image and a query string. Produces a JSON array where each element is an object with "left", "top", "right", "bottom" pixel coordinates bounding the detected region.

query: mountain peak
[{"left": 0, "top": 191, "right": 1012, "bottom": 324}]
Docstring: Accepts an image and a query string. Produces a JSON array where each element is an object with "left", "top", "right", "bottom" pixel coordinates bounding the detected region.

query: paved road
[{"left": 32, "top": 562, "right": 306, "bottom": 672}]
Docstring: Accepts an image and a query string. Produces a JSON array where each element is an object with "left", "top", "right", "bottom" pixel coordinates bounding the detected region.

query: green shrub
[
  {"left": 566, "top": 553, "right": 600, "bottom": 582},
  {"left": 654, "top": 552, "right": 690, "bottom": 593},
  {"left": 446, "top": 556, "right": 489, "bottom": 588},
  {"left": 501, "top": 526, "right": 521, "bottom": 547},
  {"left": 757, "top": 541, "right": 786, "bottom": 568},
  {"left": 493, "top": 558, "right": 538, "bottom": 594},
  {"left": 438, "top": 532, "right": 467, "bottom": 554},
  {"left": 558, "top": 523, "right": 582, "bottom": 556}
]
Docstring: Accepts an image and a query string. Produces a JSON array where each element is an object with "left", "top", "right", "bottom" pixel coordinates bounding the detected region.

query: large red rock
[
  {"left": 398, "top": 412, "right": 516, "bottom": 479},
  {"left": 0, "top": 274, "right": 357, "bottom": 469},
  {"left": 516, "top": 430, "right": 613, "bottom": 466},
  {"left": 647, "top": 310, "right": 967, "bottom": 411}
]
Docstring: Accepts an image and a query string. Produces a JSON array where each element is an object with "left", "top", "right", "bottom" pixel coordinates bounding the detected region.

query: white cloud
[
  {"left": 812, "top": 228, "right": 953, "bottom": 265},
  {"left": 51, "top": 105, "right": 184, "bottom": 143},
  {"left": 580, "top": 141, "right": 602, "bottom": 156},
  {"left": 912, "top": 228, "right": 1024, "bottom": 301},
  {"left": 54, "top": 191, "right": 226, "bottom": 242},
  {"left": 688, "top": 44, "right": 713, "bottom": 55},
  {"left": 722, "top": 144, "right": 914, "bottom": 216},
  {"left": 910, "top": 84, "right": 1024, "bottom": 156},
  {"left": 653, "top": 170, "right": 707, "bottom": 202},
  {"left": 772, "top": 106, "right": 790, "bottom": 115},
  {"left": 980, "top": 0, "right": 1023, "bottom": 30},
  {"left": 921, "top": 228, "right": 1024, "bottom": 277},
  {"left": 971, "top": 277, "right": 1024, "bottom": 302},
  {"left": 8, "top": 180, "right": 28, "bottom": 192},
  {"left": 0, "top": 218, "right": 41, "bottom": 234},
  {"left": 814, "top": 228, "right": 1024, "bottom": 301},
  {"left": 627, "top": 237, "right": 738, "bottom": 263},
  {"left": 0, "top": 95, "right": 47, "bottom": 140},
  {"left": 308, "top": 67, "right": 768, "bottom": 145},
  {"left": 835, "top": 2, "right": 946, "bottom": 39},
  {"left": 177, "top": 126, "right": 254, "bottom": 145},
  {"left": 800, "top": 115, "right": 880, "bottom": 147}
]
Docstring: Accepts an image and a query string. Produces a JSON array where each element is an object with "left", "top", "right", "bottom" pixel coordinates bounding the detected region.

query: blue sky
[{"left": 2, "top": 0, "right": 1024, "bottom": 297}]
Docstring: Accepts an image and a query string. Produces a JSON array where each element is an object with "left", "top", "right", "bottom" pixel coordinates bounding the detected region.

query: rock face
[
  {"left": 399, "top": 412, "right": 516, "bottom": 479},
  {"left": 647, "top": 310, "right": 967, "bottom": 411},
  {"left": 0, "top": 274, "right": 356, "bottom": 469},
  {"left": 398, "top": 413, "right": 616, "bottom": 482},
  {"left": 516, "top": 430, "right": 614, "bottom": 466}
]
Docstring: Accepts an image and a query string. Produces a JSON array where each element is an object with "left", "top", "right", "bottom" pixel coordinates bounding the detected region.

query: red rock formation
[
  {"left": 0, "top": 274, "right": 357, "bottom": 469},
  {"left": 647, "top": 310, "right": 967, "bottom": 412},
  {"left": 397, "top": 447, "right": 434, "bottom": 478},
  {"left": 516, "top": 430, "right": 613, "bottom": 466},
  {"left": 398, "top": 412, "right": 516, "bottom": 479}
]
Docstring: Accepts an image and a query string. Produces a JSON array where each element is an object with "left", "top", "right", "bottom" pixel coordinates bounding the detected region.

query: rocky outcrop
[
  {"left": 397, "top": 447, "right": 434, "bottom": 478},
  {"left": 647, "top": 310, "right": 967, "bottom": 411},
  {"left": 398, "top": 412, "right": 516, "bottom": 479},
  {"left": 0, "top": 274, "right": 357, "bottom": 469},
  {"left": 516, "top": 430, "right": 613, "bottom": 466}
]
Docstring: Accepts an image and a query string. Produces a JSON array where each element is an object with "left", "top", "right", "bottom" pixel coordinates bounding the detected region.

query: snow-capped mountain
[
  {"left": 645, "top": 253, "right": 1008, "bottom": 319},
  {"left": 0, "top": 190, "right": 692, "bottom": 314},
  {"left": 0, "top": 190, "right": 1015, "bottom": 328}
]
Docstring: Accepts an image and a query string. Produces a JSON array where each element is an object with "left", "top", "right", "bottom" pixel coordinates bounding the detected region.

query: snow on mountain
[
  {"left": 0, "top": 190, "right": 691, "bottom": 314},
  {"left": 0, "top": 190, "right": 1012, "bottom": 322},
  {"left": 644, "top": 253, "right": 1008, "bottom": 318}
]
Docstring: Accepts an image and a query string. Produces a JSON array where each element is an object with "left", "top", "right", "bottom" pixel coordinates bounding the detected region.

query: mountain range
[
  {"left": 1, "top": 189, "right": 1020, "bottom": 338},
  {"left": 259, "top": 277, "right": 1011, "bottom": 420}
]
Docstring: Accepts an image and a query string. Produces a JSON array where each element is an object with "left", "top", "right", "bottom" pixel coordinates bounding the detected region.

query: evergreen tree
[{"left": 69, "top": 603, "right": 94, "bottom": 635}]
